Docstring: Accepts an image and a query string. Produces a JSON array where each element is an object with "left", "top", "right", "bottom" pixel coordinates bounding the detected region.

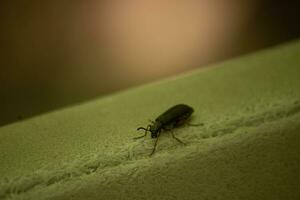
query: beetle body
[
  {"left": 149, "top": 104, "right": 194, "bottom": 138},
  {"left": 135, "top": 104, "right": 197, "bottom": 156}
]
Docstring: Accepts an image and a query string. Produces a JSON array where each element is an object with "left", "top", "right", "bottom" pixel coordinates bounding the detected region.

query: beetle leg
[
  {"left": 170, "top": 131, "right": 186, "bottom": 145},
  {"left": 149, "top": 132, "right": 160, "bottom": 156},
  {"left": 186, "top": 122, "right": 204, "bottom": 127},
  {"left": 185, "top": 116, "right": 204, "bottom": 127}
]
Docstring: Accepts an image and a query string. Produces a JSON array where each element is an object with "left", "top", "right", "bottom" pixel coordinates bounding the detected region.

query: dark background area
[{"left": 1, "top": 0, "right": 300, "bottom": 127}]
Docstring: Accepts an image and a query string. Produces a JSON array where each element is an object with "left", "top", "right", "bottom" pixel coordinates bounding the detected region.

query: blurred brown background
[{"left": 1, "top": 0, "right": 300, "bottom": 127}]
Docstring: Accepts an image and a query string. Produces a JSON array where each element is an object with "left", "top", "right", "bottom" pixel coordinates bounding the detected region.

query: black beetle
[{"left": 134, "top": 104, "right": 202, "bottom": 156}]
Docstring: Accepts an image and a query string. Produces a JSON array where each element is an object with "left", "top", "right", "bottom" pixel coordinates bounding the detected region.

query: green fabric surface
[{"left": 0, "top": 40, "right": 300, "bottom": 200}]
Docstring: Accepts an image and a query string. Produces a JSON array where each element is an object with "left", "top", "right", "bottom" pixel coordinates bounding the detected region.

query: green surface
[{"left": 0, "top": 40, "right": 300, "bottom": 199}]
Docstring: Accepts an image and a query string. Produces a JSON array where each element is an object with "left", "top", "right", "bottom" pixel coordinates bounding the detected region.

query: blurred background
[{"left": 1, "top": 0, "right": 300, "bottom": 127}]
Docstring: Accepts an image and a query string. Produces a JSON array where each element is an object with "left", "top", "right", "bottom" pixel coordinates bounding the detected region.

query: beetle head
[
  {"left": 149, "top": 123, "right": 161, "bottom": 138},
  {"left": 137, "top": 122, "right": 161, "bottom": 138}
]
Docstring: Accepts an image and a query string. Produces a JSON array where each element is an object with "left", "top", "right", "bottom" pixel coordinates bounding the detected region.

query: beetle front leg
[{"left": 149, "top": 132, "right": 160, "bottom": 156}]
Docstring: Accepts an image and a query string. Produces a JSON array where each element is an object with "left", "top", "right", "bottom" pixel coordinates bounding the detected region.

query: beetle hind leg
[{"left": 186, "top": 122, "right": 204, "bottom": 126}]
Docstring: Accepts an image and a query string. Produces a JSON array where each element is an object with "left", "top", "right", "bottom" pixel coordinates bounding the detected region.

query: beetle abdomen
[{"left": 155, "top": 104, "right": 194, "bottom": 125}]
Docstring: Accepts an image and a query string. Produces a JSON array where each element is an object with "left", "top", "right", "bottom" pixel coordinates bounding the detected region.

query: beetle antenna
[
  {"left": 137, "top": 127, "right": 148, "bottom": 131},
  {"left": 134, "top": 125, "right": 151, "bottom": 140}
]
